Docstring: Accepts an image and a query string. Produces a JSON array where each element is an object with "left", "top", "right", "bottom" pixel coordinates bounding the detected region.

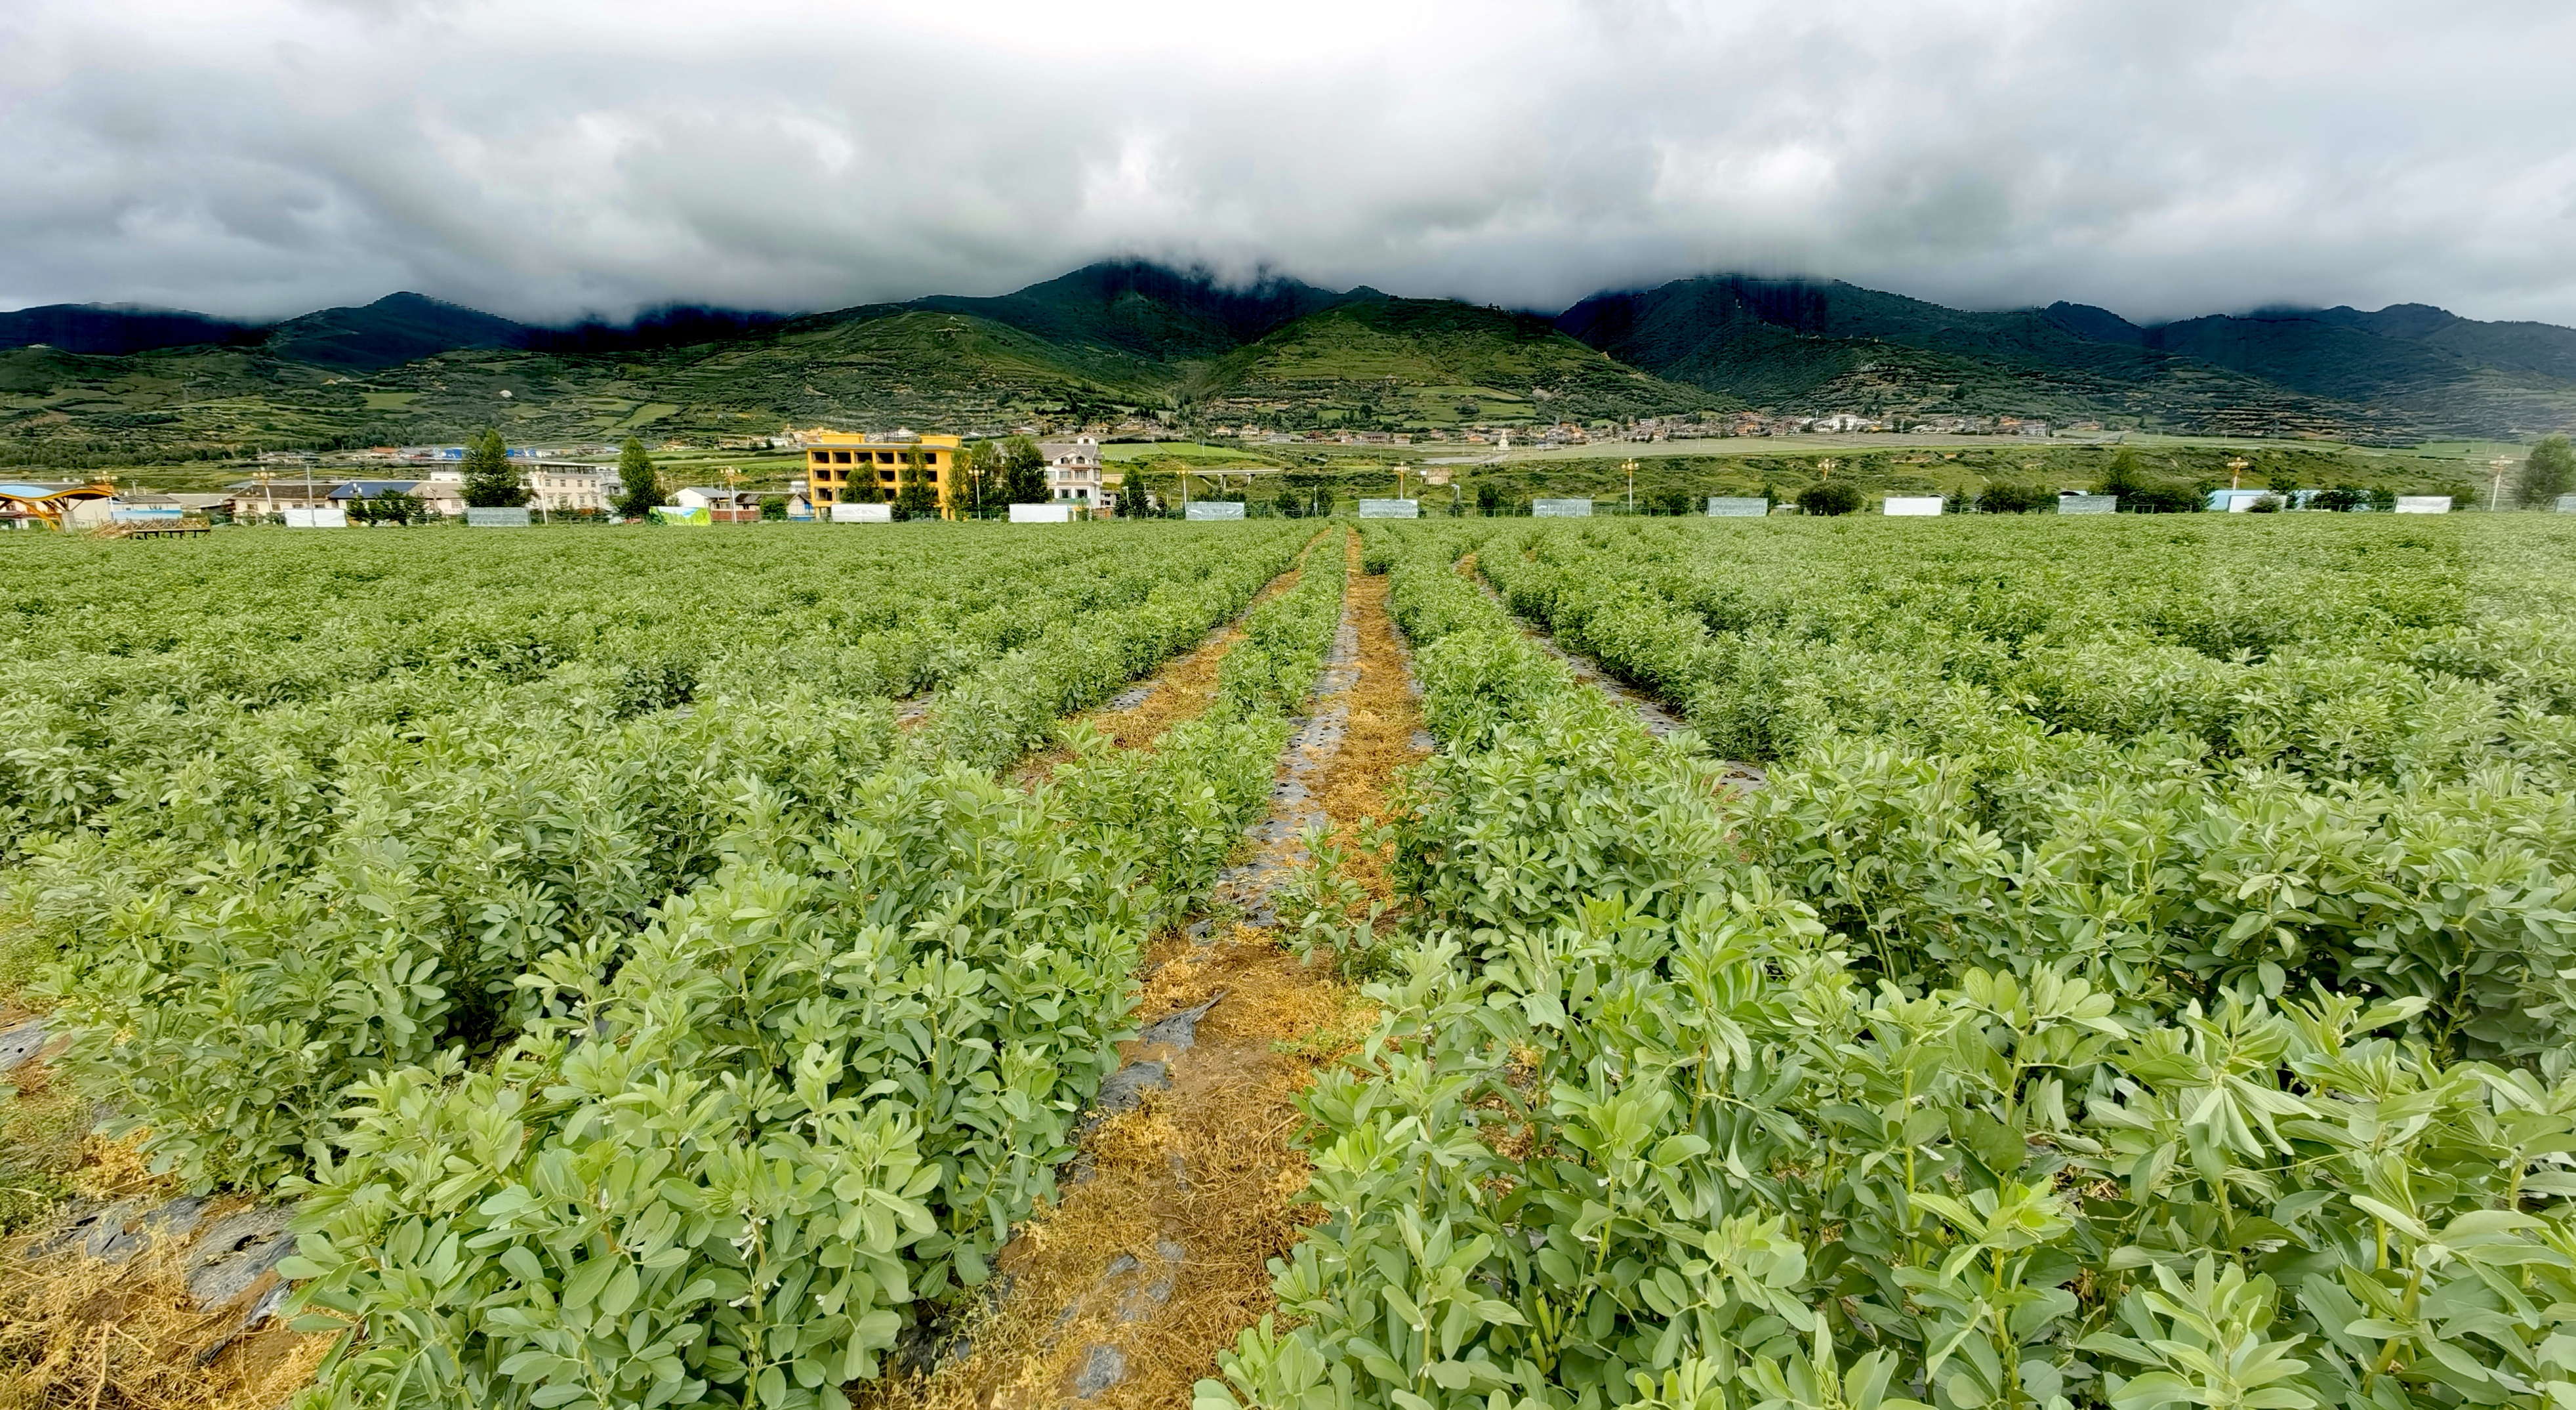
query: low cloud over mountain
[{"left": 5, "top": 1, "right": 2575, "bottom": 327}]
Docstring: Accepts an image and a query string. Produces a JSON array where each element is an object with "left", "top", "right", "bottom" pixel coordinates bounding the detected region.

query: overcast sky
[{"left": 6, "top": 0, "right": 2573, "bottom": 327}]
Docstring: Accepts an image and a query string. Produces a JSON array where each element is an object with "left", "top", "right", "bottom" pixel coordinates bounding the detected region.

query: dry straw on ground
[
  {"left": 0, "top": 1236, "right": 327, "bottom": 1410},
  {"left": 883, "top": 533, "right": 1427, "bottom": 1410}
]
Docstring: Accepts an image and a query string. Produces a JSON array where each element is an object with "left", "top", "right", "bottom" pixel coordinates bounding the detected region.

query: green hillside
[
  {"left": 640, "top": 308, "right": 1177, "bottom": 428},
  {"left": 0, "top": 291, "right": 1726, "bottom": 463},
  {"left": 1556, "top": 276, "right": 2415, "bottom": 438},
  {"left": 2132, "top": 309, "right": 2576, "bottom": 436},
  {"left": 1190, "top": 298, "right": 1729, "bottom": 428},
  {"left": 262, "top": 292, "right": 529, "bottom": 370},
  {"left": 0, "top": 308, "right": 1181, "bottom": 463},
  {"left": 1558, "top": 275, "right": 2576, "bottom": 439},
  {"left": 902, "top": 260, "right": 1368, "bottom": 363},
  {"left": 6, "top": 260, "right": 2576, "bottom": 467}
]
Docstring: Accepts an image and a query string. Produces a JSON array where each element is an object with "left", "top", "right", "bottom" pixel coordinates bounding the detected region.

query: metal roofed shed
[{"left": 0, "top": 482, "right": 115, "bottom": 530}]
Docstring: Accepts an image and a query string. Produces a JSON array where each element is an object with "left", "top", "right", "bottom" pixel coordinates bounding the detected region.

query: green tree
[
  {"left": 1475, "top": 482, "right": 1502, "bottom": 516},
  {"left": 460, "top": 428, "right": 527, "bottom": 508},
  {"left": 1797, "top": 480, "right": 1862, "bottom": 516},
  {"left": 614, "top": 439, "right": 661, "bottom": 520},
  {"left": 1002, "top": 438, "right": 1049, "bottom": 505},
  {"left": 2521, "top": 434, "right": 2573, "bottom": 507},
  {"left": 2095, "top": 448, "right": 2146, "bottom": 501},
  {"left": 1978, "top": 482, "right": 2051, "bottom": 513},
  {"left": 374, "top": 490, "right": 425, "bottom": 525},
  {"left": 893, "top": 448, "right": 939, "bottom": 519},
  {"left": 2127, "top": 479, "right": 2203, "bottom": 513},
  {"left": 960, "top": 441, "right": 1007, "bottom": 517}
]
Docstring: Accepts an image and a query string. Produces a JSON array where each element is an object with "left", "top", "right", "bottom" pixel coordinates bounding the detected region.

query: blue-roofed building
[{"left": 326, "top": 480, "right": 428, "bottom": 503}]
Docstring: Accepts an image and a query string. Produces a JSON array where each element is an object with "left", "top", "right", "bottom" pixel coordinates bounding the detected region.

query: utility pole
[
  {"left": 2491, "top": 453, "right": 2514, "bottom": 511},
  {"left": 1624, "top": 458, "right": 1637, "bottom": 514}
]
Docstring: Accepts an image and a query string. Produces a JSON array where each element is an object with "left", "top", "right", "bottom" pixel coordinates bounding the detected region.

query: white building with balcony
[
  {"left": 1040, "top": 436, "right": 1111, "bottom": 510},
  {"left": 523, "top": 462, "right": 617, "bottom": 514}
]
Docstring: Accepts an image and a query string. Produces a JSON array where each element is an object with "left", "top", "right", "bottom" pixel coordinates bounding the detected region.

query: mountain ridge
[{"left": 5, "top": 262, "right": 2574, "bottom": 457}]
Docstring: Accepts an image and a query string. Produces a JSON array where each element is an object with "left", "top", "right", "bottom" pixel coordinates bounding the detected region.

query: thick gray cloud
[{"left": 5, "top": 0, "right": 2573, "bottom": 325}]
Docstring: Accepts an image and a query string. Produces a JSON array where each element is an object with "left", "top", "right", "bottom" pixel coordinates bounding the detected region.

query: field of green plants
[
  {"left": 1208, "top": 516, "right": 2576, "bottom": 1410},
  {"left": 0, "top": 523, "right": 1347, "bottom": 1407},
  {"left": 5, "top": 514, "right": 2574, "bottom": 1410}
]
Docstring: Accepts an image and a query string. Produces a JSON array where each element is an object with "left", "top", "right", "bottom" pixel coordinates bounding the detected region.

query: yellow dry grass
[
  {"left": 1317, "top": 551, "right": 1431, "bottom": 902},
  {"left": 0, "top": 1237, "right": 329, "bottom": 1410},
  {"left": 874, "top": 923, "right": 1366, "bottom": 1410}
]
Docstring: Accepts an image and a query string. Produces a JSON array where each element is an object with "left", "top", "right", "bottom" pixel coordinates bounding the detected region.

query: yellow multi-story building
[{"left": 802, "top": 431, "right": 964, "bottom": 515}]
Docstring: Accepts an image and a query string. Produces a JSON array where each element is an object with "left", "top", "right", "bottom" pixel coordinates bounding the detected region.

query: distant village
[
  {"left": 1206, "top": 410, "right": 2080, "bottom": 449},
  {"left": 0, "top": 430, "right": 1124, "bottom": 528},
  {"left": 0, "top": 405, "right": 2105, "bottom": 530}
]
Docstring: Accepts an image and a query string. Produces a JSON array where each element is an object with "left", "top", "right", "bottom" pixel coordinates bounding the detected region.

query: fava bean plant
[
  {"left": 0, "top": 523, "right": 1348, "bottom": 1409},
  {"left": 1203, "top": 520, "right": 2576, "bottom": 1410}
]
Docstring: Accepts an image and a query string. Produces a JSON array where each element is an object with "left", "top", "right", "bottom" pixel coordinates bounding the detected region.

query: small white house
[{"left": 674, "top": 487, "right": 762, "bottom": 522}]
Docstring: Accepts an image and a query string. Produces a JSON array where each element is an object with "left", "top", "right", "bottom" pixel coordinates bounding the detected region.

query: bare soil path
[{"left": 894, "top": 531, "right": 1430, "bottom": 1410}]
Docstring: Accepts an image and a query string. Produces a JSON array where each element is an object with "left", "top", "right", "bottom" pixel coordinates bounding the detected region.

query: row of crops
[
  {"left": 9, "top": 516, "right": 2574, "bottom": 1410},
  {"left": 0, "top": 525, "right": 1349, "bottom": 1407},
  {"left": 1203, "top": 518, "right": 2576, "bottom": 1410}
]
